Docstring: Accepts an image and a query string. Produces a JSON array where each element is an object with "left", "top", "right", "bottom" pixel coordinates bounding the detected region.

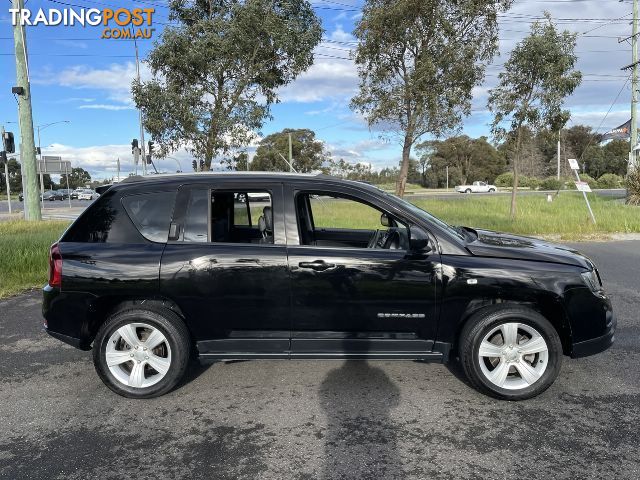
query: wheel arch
[
  {"left": 451, "top": 296, "right": 573, "bottom": 357},
  {"left": 86, "top": 295, "right": 191, "bottom": 347}
]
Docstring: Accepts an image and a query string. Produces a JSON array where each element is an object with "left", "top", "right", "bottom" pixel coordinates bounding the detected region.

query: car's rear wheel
[
  {"left": 93, "top": 307, "right": 191, "bottom": 398},
  {"left": 459, "top": 306, "right": 562, "bottom": 400}
]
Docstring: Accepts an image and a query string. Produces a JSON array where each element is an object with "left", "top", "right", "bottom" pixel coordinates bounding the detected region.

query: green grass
[
  {"left": 311, "top": 193, "right": 640, "bottom": 239},
  {"left": 0, "top": 220, "right": 69, "bottom": 298},
  {"left": 415, "top": 193, "right": 640, "bottom": 238}
]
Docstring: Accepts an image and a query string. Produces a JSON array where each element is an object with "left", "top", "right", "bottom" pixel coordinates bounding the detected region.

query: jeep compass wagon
[{"left": 43, "top": 173, "right": 615, "bottom": 400}]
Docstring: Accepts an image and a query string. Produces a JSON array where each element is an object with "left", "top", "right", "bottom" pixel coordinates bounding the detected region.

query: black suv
[{"left": 43, "top": 173, "right": 615, "bottom": 400}]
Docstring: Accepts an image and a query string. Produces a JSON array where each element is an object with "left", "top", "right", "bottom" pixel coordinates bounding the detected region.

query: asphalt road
[
  {"left": 0, "top": 241, "right": 638, "bottom": 479},
  {"left": 0, "top": 198, "right": 91, "bottom": 213}
]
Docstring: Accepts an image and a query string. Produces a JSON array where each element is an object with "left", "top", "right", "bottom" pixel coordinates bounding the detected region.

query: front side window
[
  {"left": 296, "top": 191, "right": 408, "bottom": 250},
  {"left": 180, "top": 189, "right": 274, "bottom": 245}
]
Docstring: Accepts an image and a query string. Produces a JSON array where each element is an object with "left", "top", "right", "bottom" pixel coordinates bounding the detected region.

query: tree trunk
[
  {"left": 511, "top": 125, "right": 523, "bottom": 220},
  {"left": 396, "top": 133, "right": 413, "bottom": 197}
]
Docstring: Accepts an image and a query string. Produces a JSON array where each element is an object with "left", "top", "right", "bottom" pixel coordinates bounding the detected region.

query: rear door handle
[{"left": 298, "top": 260, "right": 336, "bottom": 271}]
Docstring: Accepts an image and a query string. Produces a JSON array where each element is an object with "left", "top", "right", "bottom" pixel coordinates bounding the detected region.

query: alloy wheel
[
  {"left": 105, "top": 322, "right": 172, "bottom": 388},
  {"left": 477, "top": 322, "right": 549, "bottom": 390}
]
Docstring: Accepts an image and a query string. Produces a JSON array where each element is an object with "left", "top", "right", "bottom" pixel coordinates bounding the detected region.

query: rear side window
[
  {"left": 63, "top": 190, "right": 141, "bottom": 243},
  {"left": 122, "top": 192, "right": 176, "bottom": 243}
]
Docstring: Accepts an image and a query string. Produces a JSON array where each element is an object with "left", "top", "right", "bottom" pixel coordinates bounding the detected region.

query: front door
[
  {"left": 285, "top": 186, "right": 440, "bottom": 358},
  {"left": 160, "top": 182, "right": 291, "bottom": 358}
]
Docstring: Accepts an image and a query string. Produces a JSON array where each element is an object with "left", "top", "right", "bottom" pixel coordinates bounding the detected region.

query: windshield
[{"left": 382, "top": 191, "right": 467, "bottom": 241}]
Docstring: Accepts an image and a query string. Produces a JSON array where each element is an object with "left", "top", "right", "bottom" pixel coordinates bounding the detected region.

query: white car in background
[
  {"left": 77, "top": 189, "right": 99, "bottom": 201},
  {"left": 455, "top": 181, "right": 497, "bottom": 194}
]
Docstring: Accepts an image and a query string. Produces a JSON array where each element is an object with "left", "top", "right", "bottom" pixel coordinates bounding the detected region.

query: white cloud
[
  {"left": 329, "top": 24, "right": 355, "bottom": 43},
  {"left": 34, "top": 62, "right": 150, "bottom": 106},
  {"left": 279, "top": 57, "right": 358, "bottom": 102},
  {"left": 78, "top": 104, "right": 134, "bottom": 111}
]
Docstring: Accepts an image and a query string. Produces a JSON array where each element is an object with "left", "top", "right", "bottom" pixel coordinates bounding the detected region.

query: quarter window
[{"left": 122, "top": 191, "right": 176, "bottom": 243}]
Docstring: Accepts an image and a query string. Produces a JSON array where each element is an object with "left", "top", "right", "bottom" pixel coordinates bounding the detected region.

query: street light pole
[
  {"left": 631, "top": 0, "right": 639, "bottom": 172},
  {"left": 36, "top": 120, "right": 69, "bottom": 208}
]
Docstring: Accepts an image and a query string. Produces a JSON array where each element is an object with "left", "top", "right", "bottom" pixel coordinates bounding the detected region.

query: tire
[
  {"left": 465, "top": 189, "right": 472, "bottom": 194},
  {"left": 459, "top": 305, "right": 562, "bottom": 400},
  {"left": 489, "top": 188, "right": 496, "bottom": 193},
  {"left": 93, "top": 306, "right": 191, "bottom": 399}
]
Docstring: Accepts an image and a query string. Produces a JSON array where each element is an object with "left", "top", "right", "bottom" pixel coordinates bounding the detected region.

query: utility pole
[
  {"left": 557, "top": 129, "right": 561, "bottom": 180},
  {"left": 445, "top": 165, "right": 449, "bottom": 190},
  {"left": 631, "top": 0, "right": 639, "bottom": 172},
  {"left": 1, "top": 126, "right": 11, "bottom": 215},
  {"left": 12, "top": 0, "right": 40, "bottom": 220},
  {"left": 134, "top": 38, "right": 147, "bottom": 175},
  {"left": 288, "top": 132, "right": 293, "bottom": 172}
]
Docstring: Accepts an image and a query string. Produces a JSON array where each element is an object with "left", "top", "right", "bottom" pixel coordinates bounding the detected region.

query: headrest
[{"left": 262, "top": 206, "right": 273, "bottom": 231}]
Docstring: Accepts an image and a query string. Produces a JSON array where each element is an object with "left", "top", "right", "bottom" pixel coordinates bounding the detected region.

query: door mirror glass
[
  {"left": 380, "top": 213, "right": 391, "bottom": 227},
  {"left": 409, "top": 226, "right": 431, "bottom": 252}
]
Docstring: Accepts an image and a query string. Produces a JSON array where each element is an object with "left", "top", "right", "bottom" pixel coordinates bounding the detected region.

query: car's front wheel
[
  {"left": 465, "top": 188, "right": 472, "bottom": 194},
  {"left": 459, "top": 306, "right": 562, "bottom": 400},
  {"left": 93, "top": 307, "right": 191, "bottom": 398}
]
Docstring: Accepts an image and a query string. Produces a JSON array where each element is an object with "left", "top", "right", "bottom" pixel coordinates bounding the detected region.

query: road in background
[{"left": 0, "top": 241, "right": 638, "bottom": 479}]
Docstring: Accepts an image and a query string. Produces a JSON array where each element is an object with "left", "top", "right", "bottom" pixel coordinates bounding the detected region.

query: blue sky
[{"left": 0, "top": 0, "right": 635, "bottom": 179}]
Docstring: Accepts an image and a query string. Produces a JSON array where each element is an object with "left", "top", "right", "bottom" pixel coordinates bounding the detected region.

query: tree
[
  {"left": 133, "top": 0, "right": 322, "bottom": 170},
  {"left": 251, "top": 129, "right": 329, "bottom": 172},
  {"left": 60, "top": 167, "right": 91, "bottom": 189},
  {"left": 222, "top": 151, "right": 249, "bottom": 171},
  {"left": 488, "top": 13, "right": 581, "bottom": 219},
  {"left": 0, "top": 157, "right": 22, "bottom": 193},
  {"left": 603, "top": 139, "right": 630, "bottom": 176},
  {"left": 351, "top": 0, "right": 512, "bottom": 197},
  {"left": 418, "top": 136, "right": 505, "bottom": 186}
]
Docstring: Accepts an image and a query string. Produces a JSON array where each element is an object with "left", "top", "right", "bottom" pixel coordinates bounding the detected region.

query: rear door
[{"left": 159, "top": 181, "right": 291, "bottom": 358}]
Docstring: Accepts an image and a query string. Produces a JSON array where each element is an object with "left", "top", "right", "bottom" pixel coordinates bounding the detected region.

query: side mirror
[
  {"left": 380, "top": 213, "right": 390, "bottom": 227},
  {"left": 409, "top": 226, "right": 431, "bottom": 253}
]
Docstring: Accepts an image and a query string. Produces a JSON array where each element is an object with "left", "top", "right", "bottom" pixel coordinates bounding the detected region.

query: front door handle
[{"left": 298, "top": 260, "right": 336, "bottom": 271}]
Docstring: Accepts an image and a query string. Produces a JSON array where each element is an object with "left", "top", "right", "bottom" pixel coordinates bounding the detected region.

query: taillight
[{"left": 49, "top": 243, "right": 62, "bottom": 288}]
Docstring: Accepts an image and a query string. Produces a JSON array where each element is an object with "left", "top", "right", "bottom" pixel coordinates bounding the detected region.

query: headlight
[{"left": 581, "top": 269, "right": 601, "bottom": 291}]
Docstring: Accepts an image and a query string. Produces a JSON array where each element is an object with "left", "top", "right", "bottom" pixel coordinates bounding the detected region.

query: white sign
[
  {"left": 575, "top": 181, "right": 592, "bottom": 193},
  {"left": 568, "top": 158, "right": 580, "bottom": 170}
]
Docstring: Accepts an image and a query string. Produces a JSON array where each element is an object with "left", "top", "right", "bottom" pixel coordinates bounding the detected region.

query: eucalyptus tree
[
  {"left": 488, "top": 12, "right": 581, "bottom": 218},
  {"left": 133, "top": 0, "right": 322, "bottom": 170},
  {"left": 350, "top": 0, "right": 513, "bottom": 196}
]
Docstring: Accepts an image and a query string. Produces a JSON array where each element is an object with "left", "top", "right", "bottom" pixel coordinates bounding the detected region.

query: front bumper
[{"left": 571, "top": 309, "right": 616, "bottom": 358}]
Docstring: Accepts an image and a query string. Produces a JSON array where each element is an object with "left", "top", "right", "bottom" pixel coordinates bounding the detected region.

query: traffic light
[
  {"left": 146, "top": 140, "right": 154, "bottom": 164},
  {"left": 36, "top": 147, "right": 41, "bottom": 155},
  {"left": 2, "top": 132, "right": 15, "bottom": 153},
  {"left": 192, "top": 160, "right": 197, "bottom": 171},
  {"left": 131, "top": 138, "right": 139, "bottom": 153}
]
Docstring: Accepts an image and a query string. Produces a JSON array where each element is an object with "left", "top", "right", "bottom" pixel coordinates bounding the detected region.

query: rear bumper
[
  {"left": 45, "top": 328, "right": 91, "bottom": 350},
  {"left": 42, "top": 284, "right": 94, "bottom": 351},
  {"left": 571, "top": 311, "right": 616, "bottom": 358}
]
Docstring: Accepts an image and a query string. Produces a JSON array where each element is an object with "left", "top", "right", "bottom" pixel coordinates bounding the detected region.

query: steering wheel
[
  {"left": 367, "top": 229, "right": 382, "bottom": 248},
  {"left": 381, "top": 229, "right": 401, "bottom": 249}
]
